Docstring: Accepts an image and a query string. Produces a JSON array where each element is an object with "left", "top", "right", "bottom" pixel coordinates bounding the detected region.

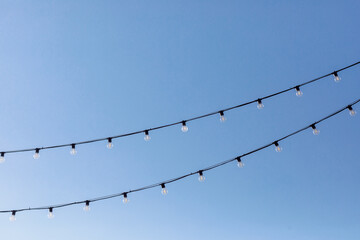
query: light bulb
[
  {"left": 0, "top": 152, "right": 5, "bottom": 163},
  {"left": 83, "top": 201, "right": 90, "bottom": 211},
  {"left": 144, "top": 130, "right": 151, "bottom": 141},
  {"left": 107, "top": 138, "right": 113, "bottom": 149},
  {"left": 161, "top": 183, "right": 168, "bottom": 195},
  {"left": 257, "top": 99, "right": 264, "bottom": 109},
  {"left": 295, "top": 86, "right": 303, "bottom": 97},
  {"left": 333, "top": 71, "right": 341, "bottom": 82},
  {"left": 236, "top": 157, "right": 244, "bottom": 168},
  {"left": 274, "top": 141, "right": 282, "bottom": 152},
  {"left": 198, "top": 171, "right": 205, "bottom": 182},
  {"left": 181, "top": 121, "right": 188, "bottom": 132},
  {"left": 9, "top": 211, "right": 16, "bottom": 222},
  {"left": 33, "top": 149, "right": 40, "bottom": 159},
  {"left": 348, "top": 106, "right": 356, "bottom": 116},
  {"left": 70, "top": 144, "right": 77, "bottom": 155},
  {"left": 219, "top": 111, "right": 226, "bottom": 122},
  {"left": 48, "top": 208, "right": 54, "bottom": 219},
  {"left": 123, "top": 193, "right": 129, "bottom": 204},
  {"left": 311, "top": 124, "right": 320, "bottom": 135}
]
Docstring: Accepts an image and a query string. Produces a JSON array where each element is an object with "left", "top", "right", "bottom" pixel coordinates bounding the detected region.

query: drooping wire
[
  {"left": 0, "top": 61, "right": 359, "bottom": 157},
  {"left": 1, "top": 98, "right": 358, "bottom": 215}
]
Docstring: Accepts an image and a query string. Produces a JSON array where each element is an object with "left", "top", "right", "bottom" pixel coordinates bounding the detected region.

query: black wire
[
  {"left": 1, "top": 98, "right": 359, "bottom": 214},
  {"left": 1, "top": 61, "right": 359, "bottom": 155}
]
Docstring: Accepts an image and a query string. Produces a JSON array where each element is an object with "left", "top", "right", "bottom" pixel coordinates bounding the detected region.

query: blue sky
[{"left": 0, "top": 1, "right": 360, "bottom": 239}]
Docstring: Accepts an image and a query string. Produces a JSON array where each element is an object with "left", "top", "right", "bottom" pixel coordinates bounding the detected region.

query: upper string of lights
[
  {"left": 0, "top": 61, "right": 359, "bottom": 163},
  {"left": 2, "top": 98, "right": 358, "bottom": 221}
]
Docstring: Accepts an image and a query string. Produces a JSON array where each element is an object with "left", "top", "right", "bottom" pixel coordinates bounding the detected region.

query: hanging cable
[
  {"left": 0, "top": 61, "right": 359, "bottom": 158},
  {"left": 1, "top": 98, "right": 359, "bottom": 218}
]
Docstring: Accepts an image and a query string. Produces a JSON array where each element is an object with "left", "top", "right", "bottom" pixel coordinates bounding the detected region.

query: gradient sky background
[{"left": 0, "top": 1, "right": 360, "bottom": 239}]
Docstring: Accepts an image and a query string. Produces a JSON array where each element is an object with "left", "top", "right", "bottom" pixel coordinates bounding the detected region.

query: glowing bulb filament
[
  {"left": 107, "top": 138, "right": 113, "bottom": 149},
  {"left": 257, "top": 99, "right": 264, "bottom": 109},
  {"left": 198, "top": 170, "right": 205, "bottom": 182},
  {"left": 161, "top": 183, "right": 168, "bottom": 195},
  {"left": 33, "top": 149, "right": 40, "bottom": 159},
  {"left": 144, "top": 130, "right": 151, "bottom": 141},
  {"left": 181, "top": 121, "right": 188, "bottom": 132}
]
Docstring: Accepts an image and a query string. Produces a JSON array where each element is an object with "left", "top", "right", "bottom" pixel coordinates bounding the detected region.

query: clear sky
[{"left": 0, "top": 1, "right": 359, "bottom": 239}]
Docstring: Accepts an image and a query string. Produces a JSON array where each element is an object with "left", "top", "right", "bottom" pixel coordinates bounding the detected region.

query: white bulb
[
  {"left": 181, "top": 125, "right": 188, "bottom": 132},
  {"left": 33, "top": 152, "right": 40, "bottom": 159},
  {"left": 9, "top": 212, "right": 16, "bottom": 222},
  {"left": 144, "top": 131, "right": 151, "bottom": 141},
  {"left": 0, "top": 153, "right": 5, "bottom": 163}
]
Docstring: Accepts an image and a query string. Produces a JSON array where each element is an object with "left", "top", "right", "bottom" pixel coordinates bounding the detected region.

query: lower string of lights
[
  {"left": 0, "top": 61, "right": 359, "bottom": 163},
  {"left": 2, "top": 99, "right": 359, "bottom": 221}
]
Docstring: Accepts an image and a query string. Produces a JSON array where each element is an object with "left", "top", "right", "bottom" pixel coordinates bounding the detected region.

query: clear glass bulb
[
  {"left": 144, "top": 131, "right": 151, "bottom": 141},
  {"left": 9, "top": 212, "right": 16, "bottom": 222},
  {"left": 33, "top": 152, "right": 40, "bottom": 159},
  {"left": 123, "top": 197, "right": 129, "bottom": 204},
  {"left": 237, "top": 161, "right": 244, "bottom": 168},
  {"left": 349, "top": 109, "right": 356, "bottom": 116},
  {"left": 334, "top": 75, "right": 341, "bottom": 82},
  {"left": 0, "top": 154, "right": 5, "bottom": 164},
  {"left": 107, "top": 142, "right": 113, "bottom": 149},
  {"left": 83, "top": 205, "right": 90, "bottom": 211},
  {"left": 161, "top": 185, "right": 168, "bottom": 195},
  {"left": 275, "top": 145, "right": 282, "bottom": 152},
  {"left": 70, "top": 148, "right": 77, "bottom": 155},
  {"left": 48, "top": 211, "right": 54, "bottom": 219},
  {"left": 313, "top": 128, "right": 320, "bottom": 135},
  {"left": 257, "top": 101, "right": 264, "bottom": 109},
  {"left": 198, "top": 175, "right": 205, "bottom": 182},
  {"left": 220, "top": 115, "right": 226, "bottom": 122},
  {"left": 181, "top": 122, "right": 188, "bottom": 132},
  {"left": 296, "top": 89, "right": 303, "bottom": 97}
]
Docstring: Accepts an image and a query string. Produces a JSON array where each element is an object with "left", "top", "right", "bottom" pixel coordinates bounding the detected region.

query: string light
[
  {"left": 33, "top": 148, "right": 40, "bottom": 159},
  {"left": 198, "top": 170, "right": 205, "bottom": 182},
  {"left": 9, "top": 211, "right": 16, "bottom": 222},
  {"left": 70, "top": 144, "right": 77, "bottom": 155},
  {"left": 123, "top": 193, "right": 129, "bottom": 204},
  {"left": 236, "top": 157, "right": 244, "bottom": 168},
  {"left": 1, "top": 99, "right": 359, "bottom": 218},
  {"left": 295, "top": 86, "right": 303, "bottom": 97},
  {"left": 48, "top": 208, "right": 54, "bottom": 219},
  {"left": 0, "top": 62, "right": 358, "bottom": 162},
  {"left": 333, "top": 71, "right": 341, "bottom": 82},
  {"left": 144, "top": 130, "right": 151, "bottom": 141},
  {"left": 347, "top": 105, "right": 356, "bottom": 116},
  {"left": 161, "top": 183, "right": 168, "bottom": 195},
  {"left": 257, "top": 99, "right": 264, "bottom": 109},
  {"left": 181, "top": 121, "right": 188, "bottom": 132},
  {"left": 83, "top": 201, "right": 90, "bottom": 211},
  {"left": 219, "top": 111, "right": 226, "bottom": 122},
  {"left": 274, "top": 141, "right": 282, "bottom": 152},
  {"left": 0, "top": 152, "right": 5, "bottom": 163},
  {"left": 311, "top": 124, "right": 320, "bottom": 135},
  {"left": 107, "top": 138, "right": 113, "bottom": 149}
]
